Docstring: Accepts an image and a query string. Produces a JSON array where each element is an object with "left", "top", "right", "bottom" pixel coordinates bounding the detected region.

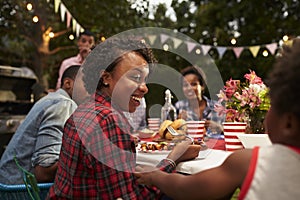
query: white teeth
[{"left": 131, "top": 96, "right": 141, "bottom": 102}]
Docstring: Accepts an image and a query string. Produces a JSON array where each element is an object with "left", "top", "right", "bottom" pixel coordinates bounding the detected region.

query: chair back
[
  {"left": 14, "top": 155, "right": 41, "bottom": 200},
  {"left": 0, "top": 182, "right": 52, "bottom": 200},
  {"left": 7, "top": 155, "right": 53, "bottom": 200}
]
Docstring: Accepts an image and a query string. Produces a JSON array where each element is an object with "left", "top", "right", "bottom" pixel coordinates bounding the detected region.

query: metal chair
[
  {"left": 0, "top": 182, "right": 52, "bottom": 200},
  {"left": 0, "top": 155, "right": 53, "bottom": 200}
]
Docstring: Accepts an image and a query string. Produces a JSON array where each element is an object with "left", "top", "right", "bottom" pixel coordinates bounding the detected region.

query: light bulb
[
  {"left": 32, "top": 16, "right": 39, "bottom": 23},
  {"left": 26, "top": 3, "right": 33, "bottom": 11}
]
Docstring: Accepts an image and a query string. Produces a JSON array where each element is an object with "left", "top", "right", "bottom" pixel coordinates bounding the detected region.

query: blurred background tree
[{"left": 1, "top": 0, "right": 300, "bottom": 108}]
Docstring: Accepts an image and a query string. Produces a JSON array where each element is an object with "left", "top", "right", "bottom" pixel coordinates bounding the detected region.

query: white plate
[{"left": 237, "top": 134, "right": 272, "bottom": 148}]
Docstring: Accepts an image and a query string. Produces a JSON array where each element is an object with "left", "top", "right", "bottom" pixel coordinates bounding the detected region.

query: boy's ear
[{"left": 62, "top": 78, "right": 73, "bottom": 90}]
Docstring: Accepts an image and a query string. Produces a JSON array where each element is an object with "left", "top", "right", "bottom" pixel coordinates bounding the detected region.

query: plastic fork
[{"left": 166, "top": 126, "right": 194, "bottom": 143}]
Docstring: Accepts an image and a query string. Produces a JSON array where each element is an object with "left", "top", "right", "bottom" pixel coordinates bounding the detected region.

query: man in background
[{"left": 56, "top": 30, "right": 95, "bottom": 89}]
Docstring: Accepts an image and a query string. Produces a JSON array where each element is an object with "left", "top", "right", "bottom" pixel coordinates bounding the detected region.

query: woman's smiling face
[
  {"left": 104, "top": 51, "right": 149, "bottom": 113},
  {"left": 182, "top": 73, "right": 203, "bottom": 101}
]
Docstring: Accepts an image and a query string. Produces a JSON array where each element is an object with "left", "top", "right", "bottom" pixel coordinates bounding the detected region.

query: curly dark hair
[
  {"left": 82, "top": 37, "right": 157, "bottom": 94},
  {"left": 267, "top": 39, "right": 300, "bottom": 118}
]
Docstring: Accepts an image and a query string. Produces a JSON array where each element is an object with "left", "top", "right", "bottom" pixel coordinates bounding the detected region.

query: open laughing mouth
[
  {"left": 131, "top": 95, "right": 142, "bottom": 103},
  {"left": 185, "top": 91, "right": 197, "bottom": 98}
]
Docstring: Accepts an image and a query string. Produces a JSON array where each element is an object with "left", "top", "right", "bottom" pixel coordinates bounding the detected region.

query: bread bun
[
  {"left": 171, "top": 119, "right": 187, "bottom": 132},
  {"left": 158, "top": 120, "right": 173, "bottom": 139},
  {"left": 164, "top": 131, "right": 174, "bottom": 140},
  {"left": 159, "top": 119, "right": 188, "bottom": 140}
]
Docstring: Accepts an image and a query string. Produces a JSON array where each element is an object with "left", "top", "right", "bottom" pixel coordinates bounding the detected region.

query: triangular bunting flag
[
  {"left": 54, "top": 0, "right": 61, "bottom": 13},
  {"left": 233, "top": 47, "right": 244, "bottom": 58},
  {"left": 60, "top": 3, "right": 66, "bottom": 22},
  {"left": 49, "top": 0, "right": 84, "bottom": 36},
  {"left": 76, "top": 24, "right": 81, "bottom": 37},
  {"left": 266, "top": 43, "right": 278, "bottom": 55},
  {"left": 72, "top": 18, "right": 77, "bottom": 32},
  {"left": 201, "top": 44, "right": 211, "bottom": 55},
  {"left": 147, "top": 35, "right": 157, "bottom": 45},
  {"left": 160, "top": 34, "right": 169, "bottom": 44},
  {"left": 249, "top": 45, "right": 260, "bottom": 58},
  {"left": 66, "top": 12, "right": 71, "bottom": 28},
  {"left": 216, "top": 46, "right": 227, "bottom": 58},
  {"left": 172, "top": 37, "right": 182, "bottom": 49},
  {"left": 186, "top": 41, "right": 197, "bottom": 53}
]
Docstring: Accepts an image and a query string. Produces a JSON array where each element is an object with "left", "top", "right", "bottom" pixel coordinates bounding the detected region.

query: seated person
[
  {"left": 0, "top": 65, "right": 87, "bottom": 184},
  {"left": 135, "top": 41, "right": 300, "bottom": 199},
  {"left": 47, "top": 37, "right": 200, "bottom": 199},
  {"left": 176, "top": 66, "right": 224, "bottom": 135}
]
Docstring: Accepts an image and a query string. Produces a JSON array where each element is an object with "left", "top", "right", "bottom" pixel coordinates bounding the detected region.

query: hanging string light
[
  {"left": 100, "top": 36, "right": 106, "bottom": 42},
  {"left": 163, "top": 44, "right": 169, "bottom": 51},
  {"left": 282, "top": 35, "right": 289, "bottom": 42},
  {"left": 32, "top": 15, "right": 39, "bottom": 23},
  {"left": 48, "top": 32, "right": 54, "bottom": 38},
  {"left": 231, "top": 38, "right": 237, "bottom": 45},
  {"left": 26, "top": 3, "right": 33, "bottom": 11},
  {"left": 262, "top": 50, "right": 269, "bottom": 57},
  {"left": 69, "top": 34, "right": 75, "bottom": 40}
]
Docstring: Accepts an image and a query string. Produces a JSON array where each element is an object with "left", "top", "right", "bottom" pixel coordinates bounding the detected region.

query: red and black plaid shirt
[{"left": 47, "top": 91, "right": 175, "bottom": 200}]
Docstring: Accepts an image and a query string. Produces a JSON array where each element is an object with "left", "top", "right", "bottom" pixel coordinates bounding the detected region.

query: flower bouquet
[{"left": 215, "top": 70, "right": 270, "bottom": 134}]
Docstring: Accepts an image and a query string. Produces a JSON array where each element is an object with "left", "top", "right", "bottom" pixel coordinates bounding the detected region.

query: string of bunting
[
  {"left": 47, "top": 0, "right": 84, "bottom": 36},
  {"left": 45, "top": 0, "right": 293, "bottom": 55},
  {"left": 146, "top": 33, "right": 280, "bottom": 59}
]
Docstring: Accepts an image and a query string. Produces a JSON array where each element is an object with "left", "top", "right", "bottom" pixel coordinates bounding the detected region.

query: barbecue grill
[{"left": 0, "top": 66, "right": 37, "bottom": 157}]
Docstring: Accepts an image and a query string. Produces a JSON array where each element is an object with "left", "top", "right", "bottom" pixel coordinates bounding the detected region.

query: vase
[
  {"left": 222, "top": 122, "right": 247, "bottom": 151},
  {"left": 246, "top": 110, "right": 267, "bottom": 134}
]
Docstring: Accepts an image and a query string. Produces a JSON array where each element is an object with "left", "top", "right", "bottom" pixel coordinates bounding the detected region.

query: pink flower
[
  {"left": 244, "top": 70, "right": 263, "bottom": 84},
  {"left": 234, "top": 89, "right": 249, "bottom": 107},
  {"left": 224, "top": 79, "right": 239, "bottom": 98},
  {"left": 225, "top": 109, "right": 238, "bottom": 122},
  {"left": 215, "top": 69, "right": 270, "bottom": 123},
  {"left": 216, "top": 90, "right": 228, "bottom": 102}
]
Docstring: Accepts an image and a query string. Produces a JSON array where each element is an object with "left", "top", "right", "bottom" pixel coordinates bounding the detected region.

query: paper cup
[
  {"left": 186, "top": 121, "right": 205, "bottom": 140},
  {"left": 223, "top": 122, "right": 247, "bottom": 151},
  {"left": 147, "top": 118, "right": 161, "bottom": 132}
]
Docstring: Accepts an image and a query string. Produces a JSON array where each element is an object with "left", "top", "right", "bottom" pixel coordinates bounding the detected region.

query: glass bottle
[{"left": 161, "top": 89, "right": 177, "bottom": 121}]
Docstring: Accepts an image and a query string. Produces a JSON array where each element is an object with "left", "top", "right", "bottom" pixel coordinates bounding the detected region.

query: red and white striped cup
[
  {"left": 186, "top": 120, "right": 205, "bottom": 140},
  {"left": 223, "top": 122, "right": 247, "bottom": 151},
  {"left": 147, "top": 118, "right": 160, "bottom": 132}
]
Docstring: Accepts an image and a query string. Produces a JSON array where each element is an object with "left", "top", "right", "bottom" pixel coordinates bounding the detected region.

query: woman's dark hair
[
  {"left": 180, "top": 66, "right": 207, "bottom": 88},
  {"left": 267, "top": 39, "right": 300, "bottom": 118},
  {"left": 82, "top": 37, "right": 157, "bottom": 94}
]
